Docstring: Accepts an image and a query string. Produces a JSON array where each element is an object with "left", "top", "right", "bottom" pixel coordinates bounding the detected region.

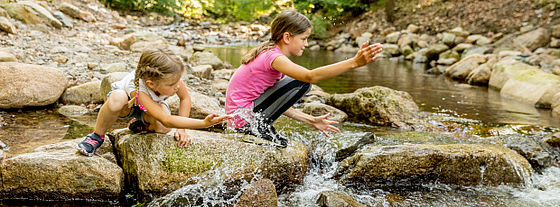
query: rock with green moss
[
  {"left": 112, "top": 129, "right": 309, "bottom": 201},
  {"left": 500, "top": 67, "right": 560, "bottom": 107},
  {"left": 326, "top": 86, "right": 419, "bottom": 128},
  {"left": 489, "top": 58, "right": 536, "bottom": 90},
  {"left": 335, "top": 144, "right": 532, "bottom": 187}
]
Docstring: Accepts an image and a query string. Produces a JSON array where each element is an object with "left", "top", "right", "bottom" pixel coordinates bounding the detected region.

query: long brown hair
[{"left": 241, "top": 9, "right": 312, "bottom": 64}]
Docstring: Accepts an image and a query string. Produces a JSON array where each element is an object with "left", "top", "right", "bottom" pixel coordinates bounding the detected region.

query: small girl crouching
[{"left": 78, "top": 48, "right": 230, "bottom": 156}]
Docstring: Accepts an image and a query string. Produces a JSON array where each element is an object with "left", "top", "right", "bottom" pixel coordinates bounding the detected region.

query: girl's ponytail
[{"left": 241, "top": 41, "right": 276, "bottom": 65}]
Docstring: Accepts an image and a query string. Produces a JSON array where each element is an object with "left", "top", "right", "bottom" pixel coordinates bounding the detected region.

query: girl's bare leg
[{"left": 93, "top": 90, "right": 130, "bottom": 135}]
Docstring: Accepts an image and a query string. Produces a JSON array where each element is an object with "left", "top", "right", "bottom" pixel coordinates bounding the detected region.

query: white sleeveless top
[{"left": 111, "top": 71, "right": 169, "bottom": 104}]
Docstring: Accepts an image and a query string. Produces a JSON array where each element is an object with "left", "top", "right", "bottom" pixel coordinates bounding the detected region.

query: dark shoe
[
  {"left": 77, "top": 133, "right": 104, "bottom": 156},
  {"left": 238, "top": 124, "right": 288, "bottom": 148},
  {"left": 128, "top": 118, "right": 150, "bottom": 133}
]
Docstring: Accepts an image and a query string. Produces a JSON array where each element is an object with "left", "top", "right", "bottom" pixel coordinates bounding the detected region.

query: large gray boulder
[
  {"left": 1, "top": 1, "right": 62, "bottom": 28},
  {"left": 0, "top": 138, "right": 123, "bottom": 201},
  {"left": 336, "top": 144, "right": 532, "bottom": 187},
  {"left": 0, "top": 62, "right": 67, "bottom": 109},
  {"left": 113, "top": 129, "right": 309, "bottom": 200},
  {"left": 327, "top": 86, "right": 419, "bottom": 128}
]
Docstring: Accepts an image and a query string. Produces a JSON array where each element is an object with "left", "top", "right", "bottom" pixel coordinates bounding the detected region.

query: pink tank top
[{"left": 225, "top": 46, "right": 285, "bottom": 128}]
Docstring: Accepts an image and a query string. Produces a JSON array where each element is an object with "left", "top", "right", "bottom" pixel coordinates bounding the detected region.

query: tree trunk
[{"left": 385, "top": 0, "right": 395, "bottom": 23}]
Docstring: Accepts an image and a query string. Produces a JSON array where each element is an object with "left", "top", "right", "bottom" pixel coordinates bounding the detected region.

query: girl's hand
[
  {"left": 353, "top": 41, "right": 383, "bottom": 67},
  {"left": 203, "top": 114, "right": 233, "bottom": 126},
  {"left": 174, "top": 129, "right": 192, "bottom": 147},
  {"left": 310, "top": 113, "right": 340, "bottom": 137}
]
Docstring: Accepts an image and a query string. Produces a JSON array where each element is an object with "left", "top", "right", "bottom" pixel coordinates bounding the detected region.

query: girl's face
[
  {"left": 148, "top": 72, "right": 182, "bottom": 96},
  {"left": 287, "top": 28, "right": 311, "bottom": 56}
]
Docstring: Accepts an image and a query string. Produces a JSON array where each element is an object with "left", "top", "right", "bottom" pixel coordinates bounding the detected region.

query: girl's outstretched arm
[
  {"left": 282, "top": 107, "right": 339, "bottom": 137},
  {"left": 272, "top": 42, "right": 383, "bottom": 84},
  {"left": 137, "top": 92, "right": 230, "bottom": 129}
]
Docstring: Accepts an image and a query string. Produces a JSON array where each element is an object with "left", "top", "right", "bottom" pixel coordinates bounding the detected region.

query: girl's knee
[{"left": 107, "top": 90, "right": 129, "bottom": 111}]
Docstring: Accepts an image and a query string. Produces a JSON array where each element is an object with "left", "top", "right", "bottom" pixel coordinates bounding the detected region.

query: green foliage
[{"left": 99, "top": 0, "right": 382, "bottom": 39}]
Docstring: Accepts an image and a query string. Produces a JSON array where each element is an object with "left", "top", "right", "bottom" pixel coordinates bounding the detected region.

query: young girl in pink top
[{"left": 225, "top": 10, "right": 383, "bottom": 148}]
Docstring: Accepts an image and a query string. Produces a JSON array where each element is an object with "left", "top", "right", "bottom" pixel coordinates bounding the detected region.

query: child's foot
[
  {"left": 128, "top": 118, "right": 150, "bottom": 133},
  {"left": 77, "top": 133, "right": 104, "bottom": 156},
  {"left": 241, "top": 135, "right": 287, "bottom": 148}
]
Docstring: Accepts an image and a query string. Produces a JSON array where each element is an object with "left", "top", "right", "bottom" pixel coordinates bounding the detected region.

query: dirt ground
[{"left": 341, "top": 0, "right": 560, "bottom": 38}]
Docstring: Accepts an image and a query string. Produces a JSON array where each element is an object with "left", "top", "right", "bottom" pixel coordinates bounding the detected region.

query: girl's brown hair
[
  {"left": 133, "top": 48, "right": 184, "bottom": 98},
  {"left": 241, "top": 9, "right": 312, "bottom": 65}
]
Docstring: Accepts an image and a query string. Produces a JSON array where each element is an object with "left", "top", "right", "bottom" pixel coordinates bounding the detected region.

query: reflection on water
[{"left": 207, "top": 46, "right": 560, "bottom": 128}]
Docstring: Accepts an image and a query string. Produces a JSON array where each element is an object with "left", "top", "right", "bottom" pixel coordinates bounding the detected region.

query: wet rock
[
  {"left": 316, "top": 191, "right": 366, "bottom": 207},
  {"left": 59, "top": 2, "right": 96, "bottom": 22},
  {"left": 100, "top": 72, "right": 128, "bottom": 101},
  {"left": 62, "top": 80, "right": 103, "bottom": 105},
  {"left": 544, "top": 132, "right": 560, "bottom": 147},
  {"left": 192, "top": 65, "right": 213, "bottom": 79},
  {"left": 0, "top": 138, "right": 123, "bottom": 201},
  {"left": 327, "top": 86, "right": 419, "bottom": 128},
  {"left": 302, "top": 102, "right": 347, "bottom": 123},
  {"left": 336, "top": 144, "right": 532, "bottom": 187},
  {"left": 445, "top": 54, "right": 487, "bottom": 80},
  {"left": 2, "top": 1, "right": 62, "bottom": 28},
  {"left": 505, "top": 134, "right": 552, "bottom": 171},
  {"left": 335, "top": 132, "right": 376, "bottom": 162},
  {"left": 236, "top": 179, "right": 277, "bottom": 207},
  {"left": 0, "top": 49, "right": 17, "bottom": 62},
  {"left": 513, "top": 28, "right": 550, "bottom": 52},
  {"left": 113, "top": 128, "right": 309, "bottom": 200},
  {"left": 0, "top": 62, "right": 67, "bottom": 109},
  {"left": 0, "top": 16, "right": 15, "bottom": 34},
  {"left": 500, "top": 67, "right": 560, "bottom": 108},
  {"left": 190, "top": 51, "right": 224, "bottom": 70},
  {"left": 489, "top": 58, "right": 535, "bottom": 90},
  {"left": 467, "top": 61, "right": 493, "bottom": 85},
  {"left": 167, "top": 89, "right": 222, "bottom": 119}
]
